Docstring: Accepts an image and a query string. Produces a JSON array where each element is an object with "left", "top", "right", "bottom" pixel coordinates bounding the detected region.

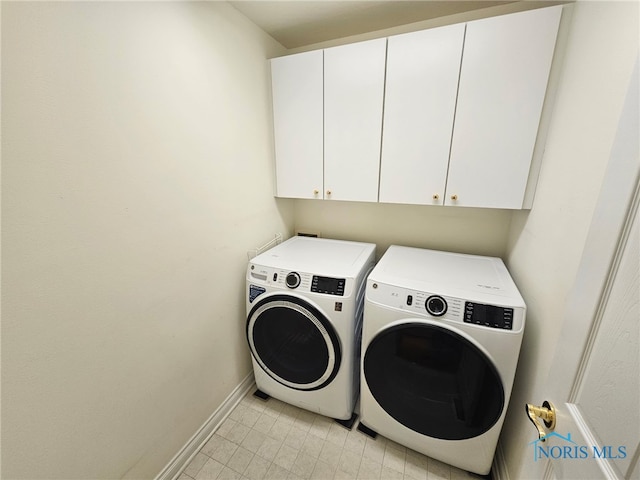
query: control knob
[
  {"left": 285, "top": 272, "right": 301, "bottom": 289},
  {"left": 426, "top": 295, "right": 447, "bottom": 317}
]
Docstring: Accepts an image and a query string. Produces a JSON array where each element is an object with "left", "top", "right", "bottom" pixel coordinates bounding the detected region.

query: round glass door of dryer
[
  {"left": 247, "top": 294, "right": 342, "bottom": 391},
  {"left": 363, "top": 323, "right": 504, "bottom": 440}
]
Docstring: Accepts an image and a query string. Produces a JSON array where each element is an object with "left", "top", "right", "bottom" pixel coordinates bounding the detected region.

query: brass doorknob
[
  {"left": 526, "top": 401, "right": 556, "bottom": 441},
  {"left": 451, "top": 194, "right": 458, "bottom": 201}
]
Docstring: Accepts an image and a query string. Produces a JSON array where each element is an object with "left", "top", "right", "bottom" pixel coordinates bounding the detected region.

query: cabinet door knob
[
  {"left": 326, "top": 190, "right": 332, "bottom": 196},
  {"left": 432, "top": 194, "right": 440, "bottom": 201},
  {"left": 451, "top": 194, "right": 458, "bottom": 201},
  {"left": 313, "top": 189, "right": 319, "bottom": 195}
]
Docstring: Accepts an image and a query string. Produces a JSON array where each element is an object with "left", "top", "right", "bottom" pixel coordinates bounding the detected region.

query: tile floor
[{"left": 177, "top": 390, "right": 486, "bottom": 480}]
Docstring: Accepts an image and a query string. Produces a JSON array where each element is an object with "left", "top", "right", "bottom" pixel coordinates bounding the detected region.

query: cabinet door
[
  {"left": 324, "top": 38, "right": 386, "bottom": 202},
  {"left": 446, "top": 6, "right": 562, "bottom": 209},
  {"left": 379, "top": 24, "right": 465, "bottom": 206},
  {"left": 271, "top": 50, "right": 323, "bottom": 199}
]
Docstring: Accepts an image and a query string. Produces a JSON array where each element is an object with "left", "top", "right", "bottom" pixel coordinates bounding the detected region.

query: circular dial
[
  {"left": 285, "top": 272, "right": 301, "bottom": 289},
  {"left": 426, "top": 295, "right": 447, "bottom": 317}
]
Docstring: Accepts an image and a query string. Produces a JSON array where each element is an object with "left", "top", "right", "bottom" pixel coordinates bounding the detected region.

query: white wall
[
  {"left": 501, "top": 1, "right": 639, "bottom": 478},
  {"left": 1, "top": 2, "right": 293, "bottom": 478},
  {"left": 294, "top": 200, "right": 512, "bottom": 259}
]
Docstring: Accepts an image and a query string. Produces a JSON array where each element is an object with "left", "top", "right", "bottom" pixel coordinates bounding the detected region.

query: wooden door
[{"left": 528, "top": 58, "right": 639, "bottom": 480}]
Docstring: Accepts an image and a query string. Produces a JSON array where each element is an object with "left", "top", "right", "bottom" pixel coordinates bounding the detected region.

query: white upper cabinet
[
  {"left": 445, "top": 6, "right": 562, "bottom": 209},
  {"left": 271, "top": 50, "right": 323, "bottom": 199},
  {"left": 324, "top": 38, "right": 387, "bottom": 202},
  {"left": 379, "top": 24, "right": 465, "bottom": 206},
  {"left": 269, "top": 6, "right": 563, "bottom": 209}
]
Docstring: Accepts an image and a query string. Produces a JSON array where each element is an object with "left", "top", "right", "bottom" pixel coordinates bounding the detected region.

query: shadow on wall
[{"left": 293, "top": 199, "right": 516, "bottom": 259}]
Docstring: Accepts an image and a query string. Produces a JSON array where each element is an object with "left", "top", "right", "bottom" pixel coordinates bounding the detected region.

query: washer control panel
[
  {"left": 249, "top": 264, "right": 351, "bottom": 297},
  {"left": 311, "top": 275, "right": 345, "bottom": 296}
]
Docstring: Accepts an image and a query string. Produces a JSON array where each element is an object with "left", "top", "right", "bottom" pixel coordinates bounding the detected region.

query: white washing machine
[
  {"left": 246, "top": 236, "right": 375, "bottom": 422},
  {"left": 359, "top": 246, "right": 526, "bottom": 475}
]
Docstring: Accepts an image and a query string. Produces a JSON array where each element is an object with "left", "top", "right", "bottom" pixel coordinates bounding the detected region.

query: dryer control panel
[
  {"left": 366, "top": 280, "right": 524, "bottom": 332},
  {"left": 464, "top": 302, "right": 513, "bottom": 330}
]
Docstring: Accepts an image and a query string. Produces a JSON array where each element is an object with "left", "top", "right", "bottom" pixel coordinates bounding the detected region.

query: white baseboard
[
  {"left": 492, "top": 441, "right": 510, "bottom": 480},
  {"left": 155, "top": 373, "right": 256, "bottom": 480}
]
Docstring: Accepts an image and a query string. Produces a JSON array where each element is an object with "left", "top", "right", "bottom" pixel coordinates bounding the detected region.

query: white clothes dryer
[
  {"left": 359, "top": 246, "right": 526, "bottom": 475},
  {"left": 246, "top": 236, "right": 375, "bottom": 423}
]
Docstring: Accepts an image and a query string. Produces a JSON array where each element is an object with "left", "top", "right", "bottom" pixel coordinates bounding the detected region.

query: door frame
[
  {"left": 541, "top": 55, "right": 639, "bottom": 478},
  {"left": 544, "top": 55, "right": 638, "bottom": 408}
]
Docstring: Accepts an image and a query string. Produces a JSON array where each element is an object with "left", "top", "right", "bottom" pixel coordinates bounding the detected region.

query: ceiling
[{"left": 229, "top": 1, "right": 519, "bottom": 49}]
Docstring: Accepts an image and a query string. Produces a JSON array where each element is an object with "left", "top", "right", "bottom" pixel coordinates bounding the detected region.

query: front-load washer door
[
  {"left": 247, "top": 294, "right": 342, "bottom": 391},
  {"left": 364, "top": 322, "right": 504, "bottom": 440}
]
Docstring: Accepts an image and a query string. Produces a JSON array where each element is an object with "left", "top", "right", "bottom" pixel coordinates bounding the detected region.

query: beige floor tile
[
  {"left": 227, "top": 446, "right": 255, "bottom": 475},
  {"left": 268, "top": 418, "right": 293, "bottom": 442},
  {"left": 241, "top": 429, "right": 268, "bottom": 454},
  {"left": 300, "top": 433, "right": 325, "bottom": 458},
  {"left": 239, "top": 407, "right": 262, "bottom": 428},
  {"left": 382, "top": 446, "right": 406, "bottom": 474},
  {"left": 404, "top": 455, "right": 428, "bottom": 480},
  {"left": 200, "top": 434, "right": 225, "bottom": 458},
  {"left": 273, "top": 443, "right": 300, "bottom": 471},
  {"left": 264, "top": 461, "right": 290, "bottom": 480},
  {"left": 380, "top": 466, "right": 404, "bottom": 480},
  {"left": 293, "top": 410, "right": 317, "bottom": 432},
  {"left": 310, "top": 459, "right": 337, "bottom": 480},
  {"left": 209, "top": 436, "right": 239, "bottom": 464},
  {"left": 290, "top": 451, "right": 318, "bottom": 479},
  {"left": 255, "top": 436, "right": 283, "bottom": 462},
  {"left": 318, "top": 440, "right": 343, "bottom": 469},
  {"left": 243, "top": 455, "right": 271, "bottom": 480},
  {"left": 230, "top": 405, "right": 249, "bottom": 422},
  {"left": 358, "top": 457, "right": 382, "bottom": 480},
  {"left": 224, "top": 422, "right": 252, "bottom": 445},
  {"left": 336, "top": 448, "right": 362, "bottom": 477},
  {"left": 241, "top": 396, "right": 268, "bottom": 414},
  {"left": 363, "top": 438, "right": 386, "bottom": 464},
  {"left": 427, "top": 458, "right": 451, "bottom": 480},
  {"left": 218, "top": 465, "right": 243, "bottom": 480},
  {"left": 325, "top": 423, "right": 348, "bottom": 448},
  {"left": 279, "top": 403, "right": 302, "bottom": 424},
  {"left": 308, "top": 416, "right": 333, "bottom": 440},
  {"left": 253, "top": 413, "right": 277, "bottom": 435},
  {"left": 284, "top": 424, "right": 308, "bottom": 448},
  {"left": 217, "top": 418, "right": 238, "bottom": 438},
  {"left": 196, "top": 458, "right": 225, "bottom": 480},
  {"left": 344, "top": 429, "right": 367, "bottom": 456},
  {"left": 181, "top": 391, "right": 456, "bottom": 480}
]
